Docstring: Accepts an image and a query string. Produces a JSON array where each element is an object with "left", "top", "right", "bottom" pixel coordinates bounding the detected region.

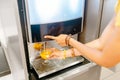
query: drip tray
[{"left": 32, "top": 56, "right": 84, "bottom": 78}]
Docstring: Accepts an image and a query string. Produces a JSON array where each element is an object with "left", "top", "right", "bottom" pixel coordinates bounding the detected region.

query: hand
[
  {"left": 40, "top": 48, "right": 60, "bottom": 60},
  {"left": 44, "top": 34, "right": 68, "bottom": 46},
  {"left": 48, "top": 51, "right": 65, "bottom": 59},
  {"left": 47, "top": 48, "right": 82, "bottom": 59}
]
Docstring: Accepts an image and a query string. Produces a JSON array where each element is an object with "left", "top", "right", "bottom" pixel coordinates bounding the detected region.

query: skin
[{"left": 44, "top": 14, "right": 120, "bottom": 68}]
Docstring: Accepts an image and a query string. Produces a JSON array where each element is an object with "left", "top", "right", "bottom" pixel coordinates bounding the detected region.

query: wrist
[
  {"left": 66, "top": 49, "right": 73, "bottom": 57},
  {"left": 62, "top": 50, "right": 71, "bottom": 58},
  {"left": 62, "top": 48, "right": 76, "bottom": 58},
  {"left": 65, "top": 49, "right": 76, "bottom": 57},
  {"left": 65, "top": 34, "right": 72, "bottom": 46}
]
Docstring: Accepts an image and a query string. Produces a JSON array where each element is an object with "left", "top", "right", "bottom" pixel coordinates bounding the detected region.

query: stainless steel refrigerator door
[
  {"left": 0, "top": 0, "right": 28, "bottom": 80},
  {"left": 100, "top": 0, "right": 117, "bottom": 35},
  {"left": 0, "top": 43, "right": 10, "bottom": 76},
  {"left": 79, "top": 0, "right": 104, "bottom": 43}
]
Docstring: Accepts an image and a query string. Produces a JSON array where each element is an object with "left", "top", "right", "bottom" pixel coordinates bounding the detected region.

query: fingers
[
  {"left": 44, "top": 35, "right": 57, "bottom": 40},
  {"left": 48, "top": 55, "right": 62, "bottom": 59},
  {"left": 47, "top": 52, "right": 62, "bottom": 59},
  {"left": 48, "top": 55, "right": 56, "bottom": 59}
]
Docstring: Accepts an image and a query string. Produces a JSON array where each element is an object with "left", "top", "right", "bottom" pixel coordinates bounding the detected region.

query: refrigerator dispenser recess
[{"left": 17, "top": 0, "right": 86, "bottom": 79}]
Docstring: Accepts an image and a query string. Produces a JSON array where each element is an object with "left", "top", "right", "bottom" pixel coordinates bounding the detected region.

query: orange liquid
[{"left": 40, "top": 50, "right": 52, "bottom": 59}]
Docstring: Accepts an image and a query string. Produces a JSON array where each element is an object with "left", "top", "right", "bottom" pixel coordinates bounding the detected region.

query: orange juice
[
  {"left": 40, "top": 49, "right": 52, "bottom": 59},
  {"left": 33, "top": 43, "right": 43, "bottom": 50}
]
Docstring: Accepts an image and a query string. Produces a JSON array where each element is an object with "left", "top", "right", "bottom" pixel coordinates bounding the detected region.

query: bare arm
[
  {"left": 70, "top": 16, "right": 116, "bottom": 57},
  {"left": 45, "top": 16, "right": 120, "bottom": 68},
  {"left": 86, "top": 16, "right": 115, "bottom": 48},
  {"left": 69, "top": 16, "right": 120, "bottom": 68}
]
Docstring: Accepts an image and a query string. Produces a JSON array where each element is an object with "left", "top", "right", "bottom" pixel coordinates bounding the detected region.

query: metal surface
[
  {"left": 0, "top": 0, "right": 106, "bottom": 80},
  {"left": 28, "top": 41, "right": 84, "bottom": 78},
  {"left": 26, "top": 0, "right": 103, "bottom": 77},
  {"left": 25, "top": 0, "right": 85, "bottom": 42},
  {"left": 0, "top": 0, "right": 29, "bottom": 80},
  {"left": 0, "top": 46, "right": 10, "bottom": 75},
  {"left": 79, "top": 0, "right": 104, "bottom": 43},
  {"left": 32, "top": 56, "right": 84, "bottom": 78},
  {"left": 48, "top": 63, "right": 101, "bottom": 80},
  {"left": 100, "top": 0, "right": 117, "bottom": 35}
]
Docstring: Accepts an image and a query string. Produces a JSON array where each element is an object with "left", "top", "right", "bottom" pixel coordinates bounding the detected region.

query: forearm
[
  {"left": 66, "top": 17, "right": 116, "bottom": 67},
  {"left": 68, "top": 39, "right": 102, "bottom": 57},
  {"left": 68, "top": 38, "right": 108, "bottom": 67},
  {"left": 66, "top": 48, "right": 81, "bottom": 57},
  {"left": 85, "top": 39, "right": 102, "bottom": 50}
]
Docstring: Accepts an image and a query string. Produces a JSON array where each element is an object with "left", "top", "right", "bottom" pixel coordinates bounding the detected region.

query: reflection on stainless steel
[
  {"left": 32, "top": 56, "right": 84, "bottom": 78},
  {"left": 43, "top": 42, "right": 47, "bottom": 50}
]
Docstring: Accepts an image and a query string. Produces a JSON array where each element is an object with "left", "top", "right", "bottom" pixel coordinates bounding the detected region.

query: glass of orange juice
[{"left": 40, "top": 49, "right": 52, "bottom": 60}]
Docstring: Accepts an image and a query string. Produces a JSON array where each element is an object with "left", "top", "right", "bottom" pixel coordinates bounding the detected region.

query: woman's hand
[
  {"left": 48, "top": 48, "right": 82, "bottom": 59},
  {"left": 48, "top": 51, "right": 65, "bottom": 59},
  {"left": 44, "top": 34, "right": 68, "bottom": 46}
]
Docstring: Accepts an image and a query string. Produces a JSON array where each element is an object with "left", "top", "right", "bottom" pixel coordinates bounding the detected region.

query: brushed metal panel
[
  {"left": 79, "top": 0, "right": 103, "bottom": 43},
  {"left": 0, "top": 0, "right": 28, "bottom": 80},
  {"left": 0, "top": 46, "right": 10, "bottom": 74},
  {"left": 100, "top": 0, "right": 117, "bottom": 35}
]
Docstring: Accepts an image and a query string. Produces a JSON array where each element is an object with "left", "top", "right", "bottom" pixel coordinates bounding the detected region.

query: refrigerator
[{"left": 0, "top": 0, "right": 116, "bottom": 80}]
